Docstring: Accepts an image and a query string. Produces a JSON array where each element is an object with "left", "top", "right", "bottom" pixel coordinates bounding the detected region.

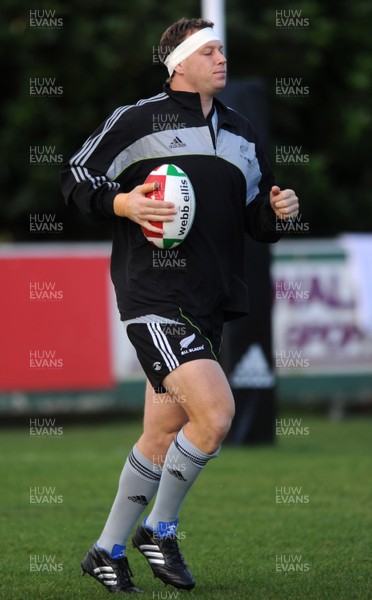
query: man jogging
[{"left": 60, "top": 17, "right": 299, "bottom": 594}]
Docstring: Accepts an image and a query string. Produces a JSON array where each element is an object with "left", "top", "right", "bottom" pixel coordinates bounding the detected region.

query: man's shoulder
[
  {"left": 109, "top": 91, "right": 170, "bottom": 122},
  {"left": 215, "top": 97, "right": 246, "bottom": 122},
  {"left": 129, "top": 91, "right": 171, "bottom": 114},
  {"left": 215, "top": 97, "right": 257, "bottom": 137}
]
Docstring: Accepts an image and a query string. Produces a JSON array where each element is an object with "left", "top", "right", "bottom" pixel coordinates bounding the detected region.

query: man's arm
[
  {"left": 244, "top": 187, "right": 299, "bottom": 243},
  {"left": 244, "top": 139, "right": 299, "bottom": 242},
  {"left": 60, "top": 112, "right": 176, "bottom": 232}
]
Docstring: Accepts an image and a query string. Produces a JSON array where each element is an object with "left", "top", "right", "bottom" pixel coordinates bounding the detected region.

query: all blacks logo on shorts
[
  {"left": 179, "top": 334, "right": 204, "bottom": 356},
  {"left": 152, "top": 361, "right": 162, "bottom": 371}
]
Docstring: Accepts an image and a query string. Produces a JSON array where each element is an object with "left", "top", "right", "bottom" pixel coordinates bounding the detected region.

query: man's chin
[{"left": 214, "top": 80, "right": 227, "bottom": 94}]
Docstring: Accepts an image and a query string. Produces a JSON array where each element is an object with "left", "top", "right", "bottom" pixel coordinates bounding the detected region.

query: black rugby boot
[
  {"left": 132, "top": 522, "right": 195, "bottom": 590},
  {"left": 81, "top": 545, "right": 143, "bottom": 594}
]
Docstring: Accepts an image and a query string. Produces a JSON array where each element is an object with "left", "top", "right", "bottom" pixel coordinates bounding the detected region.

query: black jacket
[{"left": 60, "top": 84, "right": 281, "bottom": 321}]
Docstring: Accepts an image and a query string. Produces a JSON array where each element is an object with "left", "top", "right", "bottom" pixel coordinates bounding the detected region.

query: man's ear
[{"left": 173, "top": 62, "right": 184, "bottom": 75}]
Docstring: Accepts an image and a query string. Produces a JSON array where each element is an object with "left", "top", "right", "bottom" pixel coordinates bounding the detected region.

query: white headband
[{"left": 164, "top": 27, "right": 220, "bottom": 76}]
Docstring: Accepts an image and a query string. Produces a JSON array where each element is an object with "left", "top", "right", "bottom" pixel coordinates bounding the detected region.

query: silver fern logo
[
  {"left": 179, "top": 333, "right": 204, "bottom": 356},
  {"left": 180, "top": 334, "right": 196, "bottom": 349}
]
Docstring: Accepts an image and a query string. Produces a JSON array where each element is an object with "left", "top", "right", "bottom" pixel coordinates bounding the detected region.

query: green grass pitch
[{"left": 1, "top": 414, "right": 371, "bottom": 599}]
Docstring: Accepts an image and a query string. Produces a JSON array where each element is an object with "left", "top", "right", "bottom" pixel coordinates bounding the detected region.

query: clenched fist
[{"left": 270, "top": 186, "right": 299, "bottom": 220}]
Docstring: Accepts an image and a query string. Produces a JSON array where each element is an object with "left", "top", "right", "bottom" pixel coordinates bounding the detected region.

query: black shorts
[{"left": 126, "top": 308, "right": 224, "bottom": 393}]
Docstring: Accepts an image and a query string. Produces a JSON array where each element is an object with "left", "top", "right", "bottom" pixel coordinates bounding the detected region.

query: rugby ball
[{"left": 141, "top": 164, "right": 196, "bottom": 249}]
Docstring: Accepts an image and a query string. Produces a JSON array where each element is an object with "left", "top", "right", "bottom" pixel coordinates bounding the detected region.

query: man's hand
[
  {"left": 113, "top": 182, "right": 177, "bottom": 233},
  {"left": 270, "top": 186, "right": 299, "bottom": 220}
]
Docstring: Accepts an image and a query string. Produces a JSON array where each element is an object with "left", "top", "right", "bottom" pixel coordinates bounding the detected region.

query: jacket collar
[{"left": 163, "top": 83, "right": 231, "bottom": 126}]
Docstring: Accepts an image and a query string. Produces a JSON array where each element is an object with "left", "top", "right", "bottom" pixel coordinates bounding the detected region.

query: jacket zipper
[{"left": 206, "top": 109, "right": 218, "bottom": 157}]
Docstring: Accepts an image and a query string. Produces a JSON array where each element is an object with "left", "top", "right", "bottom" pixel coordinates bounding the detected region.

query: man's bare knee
[
  {"left": 212, "top": 408, "right": 234, "bottom": 439},
  {"left": 197, "top": 408, "right": 234, "bottom": 452},
  {"left": 137, "top": 429, "right": 180, "bottom": 466}
]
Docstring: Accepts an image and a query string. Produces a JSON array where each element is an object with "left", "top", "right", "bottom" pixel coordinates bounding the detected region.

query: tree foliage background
[{"left": 1, "top": 0, "right": 371, "bottom": 240}]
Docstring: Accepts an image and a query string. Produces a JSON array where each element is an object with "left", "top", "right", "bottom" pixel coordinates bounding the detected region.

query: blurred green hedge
[{"left": 1, "top": 0, "right": 371, "bottom": 240}]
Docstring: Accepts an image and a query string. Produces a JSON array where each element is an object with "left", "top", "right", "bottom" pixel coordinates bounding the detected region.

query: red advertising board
[{"left": 0, "top": 248, "right": 113, "bottom": 391}]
